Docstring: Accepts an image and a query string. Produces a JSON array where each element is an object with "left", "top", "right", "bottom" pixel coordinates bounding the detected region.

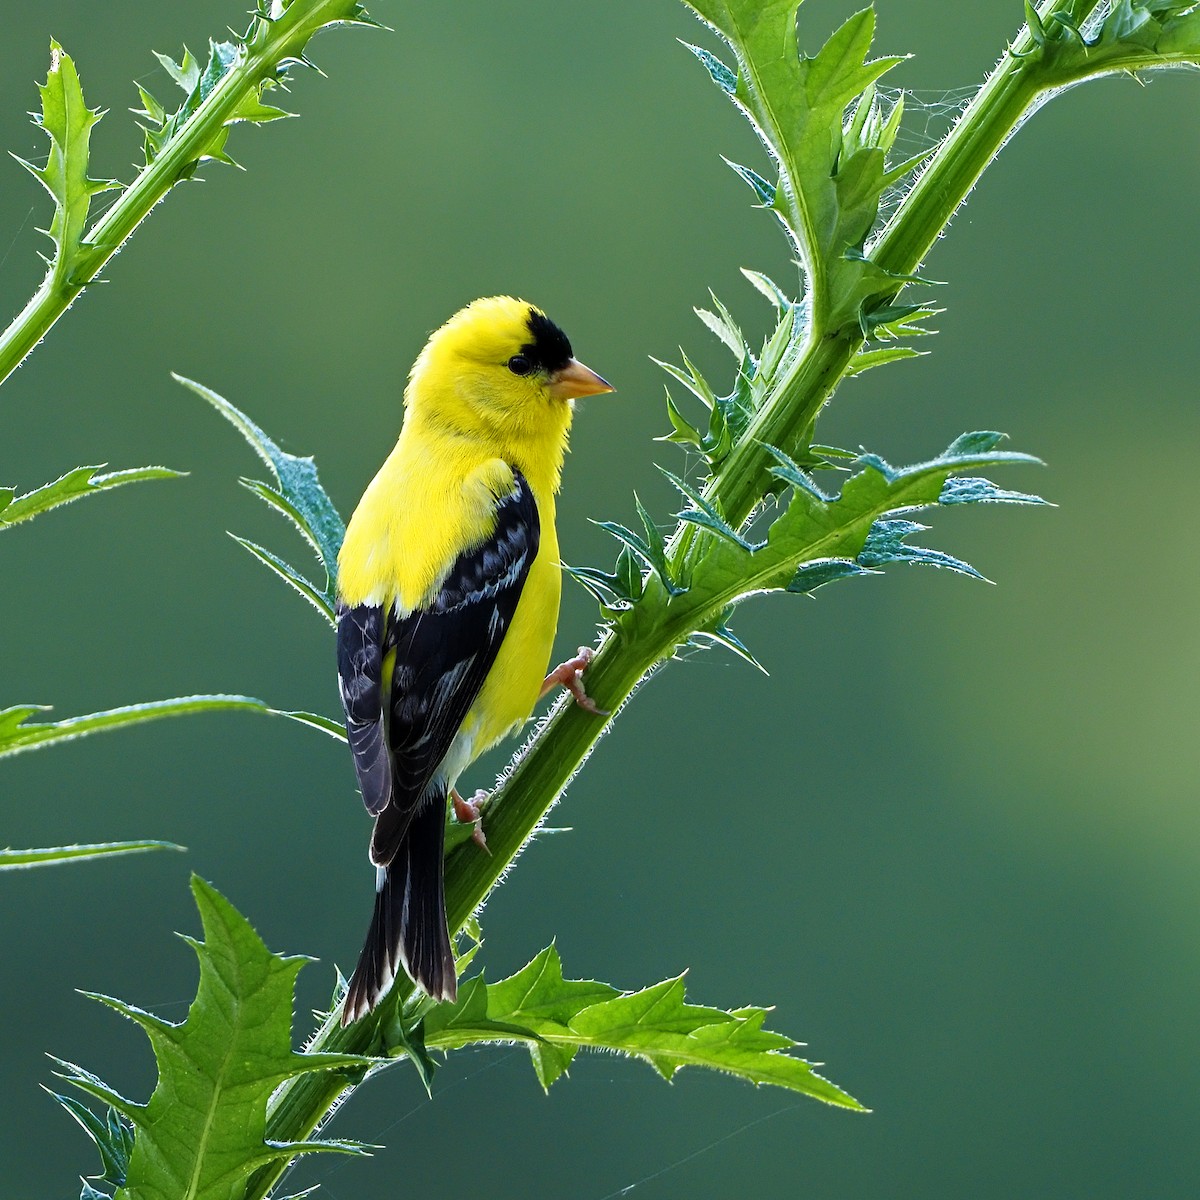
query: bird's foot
[
  {"left": 451, "top": 788, "right": 490, "bottom": 852},
  {"left": 540, "top": 645, "right": 608, "bottom": 716}
]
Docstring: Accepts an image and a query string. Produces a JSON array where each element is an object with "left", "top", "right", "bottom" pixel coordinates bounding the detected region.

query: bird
[{"left": 336, "top": 296, "right": 613, "bottom": 1024}]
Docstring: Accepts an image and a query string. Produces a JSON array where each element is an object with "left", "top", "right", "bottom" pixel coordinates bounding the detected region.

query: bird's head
[{"left": 405, "top": 296, "right": 612, "bottom": 473}]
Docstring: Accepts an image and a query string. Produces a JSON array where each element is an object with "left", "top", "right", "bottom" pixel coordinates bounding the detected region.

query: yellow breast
[{"left": 337, "top": 427, "right": 562, "bottom": 776}]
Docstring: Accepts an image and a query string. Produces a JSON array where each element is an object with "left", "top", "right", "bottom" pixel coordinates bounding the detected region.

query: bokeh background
[{"left": 3, "top": 2, "right": 1198, "bottom": 1197}]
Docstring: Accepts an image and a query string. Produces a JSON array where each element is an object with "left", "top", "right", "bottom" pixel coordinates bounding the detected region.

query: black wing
[
  {"left": 336, "top": 601, "right": 392, "bottom": 817},
  {"left": 337, "top": 469, "right": 539, "bottom": 864}
]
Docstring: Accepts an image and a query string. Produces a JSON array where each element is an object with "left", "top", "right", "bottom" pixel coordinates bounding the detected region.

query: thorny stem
[
  {"left": 249, "top": 2, "right": 1187, "bottom": 1194},
  {"left": 0, "top": 0, "right": 362, "bottom": 390}
]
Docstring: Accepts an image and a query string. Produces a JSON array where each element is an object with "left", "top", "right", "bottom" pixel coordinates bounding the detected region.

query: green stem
[
  {"left": 0, "top": 0, "right": 359, "bottom": 389},
  {"left": 246, "top": 631, "right": 659, "bottom": 1200},
  {"left": 252, "top": 0, "right": 1159, "bottom": 1190},
  {"left": 704, "top": 0, "right": 1106, "bottom": 531}
]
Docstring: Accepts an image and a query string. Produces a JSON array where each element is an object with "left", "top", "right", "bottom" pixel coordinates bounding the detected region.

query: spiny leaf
[
  {"left": 135, "top": 0, "right": 380, "bottom": 174},
  {"left": 939, "top": 476, "right": 1049, "bottom": 506},
  {"left": 681, "top": 40, "right": 737, "bottom": 93},
  {"left": 594, "top": 497, "right": 684, "bottom": 597},
  {"left": 740, "top": 267, "right": 793, "bottom": 312},
  {"left": 688, "top": 612, "right": 768, "bottom": 672},
  {"left": 682, "top": 1, "right": 907, "bottom": 325},
  {"left": 178, "top": 374, "right": 346, "bottom": 608},
  {"left": 657, "top": 465, "right": 757, "bottom": 550},
  {"left": 722, "top": 156, "right": 776, "bottom": 206},
  {"left": 858, "top": 519, "right": 985, "bottom": 580},
  {"left": 422, "top": 945, "right": 860, "bottom": 1105},
  {"left": 616, "top": 433, "right": 1044, "bottom": 658},
  {"left": 562, "top": 563, "right": 636, "bottom": 612},
  {"left": 0, "top": 842, "right": 181, "bottom": 871},
  {"left": 12, "top": 42, "right": 118, "bottom": 278},
  {"left": 277, "top": 709, "right": 347, "bottom": 742},
  {"left": 0, "top": 695, "right": 274, "bottom": 759},
  {"left": 231, "top": 535, "right": 336, "bottom": 624},
  {"left": 48, "top": 1092, "right": 133, "bottom": 1188},
  {"left": 0, "top": 465, "right": 182, "bottom": 531},
  {"left": 59, "top": 878, "right": 377, "bottom": 1200},
  {"left": 786, "top": 557, "right": 872, "bottom": 594}
]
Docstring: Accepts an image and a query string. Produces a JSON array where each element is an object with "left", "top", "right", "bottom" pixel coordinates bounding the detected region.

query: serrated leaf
[
  {"left": 761, "top": 443, "right": 829, "bottom": 498},
  {"left": 277, "top": 709, "right": 347, "bottom": 742},
  {"left": 682, "top": 1, "right": 906, "bottom": 325},
  {"left": 681, "top": 40, "right": 737, "bottom": 93},
  {"left": 0, "top": 695, "right": 274, "bottom": 760},
  {"left": 740, "top": 267, "right": 792, "bottom": 312},
  {"left": 593, "top": 497, "right": 684, "bottom": 598},
  {"left": 657, "top": 465, "right": 757, "bottom": 550},
  {"left": 858, "top": 519, "right": 985, "bottom": 580},
  {"left": 231, "top": 535, "right": 335, "bottom": 624},
  {"left": 423, "top": 946, "right": 859, "bottom": 1105},
  {"left": 49, "top": 1093, "right": 133, "bottom": 1187},
  {"left": 17, "top": 42, "right": 119, "bottom": 277},
  {"left": 1, "top": 842, "right": 181, "bottom": 871},
  {"left": 59, "top": 878, "right": 376, "bottom": 1200},
  {"left": 178, "top": 374, "right": 346, "bottom": 610},
  {"left": 561, "top": 562, "right": 630, "bottom": 610},
  {"left": 627, "top": 433, "right": 1043, "bottom": 650},
  {"left": 722, "top": 156, "right": 776, "bottom": 206},
  {"left": 0, "top": 4, "right": 383, "bottom": 392},
  {"left": 0, "top": 465, "right": 181, "bottom": 531},
  {"left": 651, "top": 352, "right": 717, "bottom": 410},
  {"left": 938, "top": 476, "right": 1049, "bottom": 506},
  {"left": 786, "top": 557, "right": 872, "bottom": 594},
  {"left": 689, "top": 613, "right": 768, "bottom": 673},
  {"left": 660, "top": 387, "right": 704, "bottom": 448}
]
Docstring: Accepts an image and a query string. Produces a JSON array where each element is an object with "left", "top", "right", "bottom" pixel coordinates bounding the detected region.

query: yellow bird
[{"left": 336, "top": 296, "right": 612, "bottom": 1024}]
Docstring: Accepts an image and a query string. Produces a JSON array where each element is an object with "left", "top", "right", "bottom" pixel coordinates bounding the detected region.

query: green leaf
[
  {"left": 0, "top": 695, "right": 274, "bottom": 760},
  {"left": 278, "top": 709, "right": 347, "bottom": 742},
  {"left": 786, "top": 557, "right": 872, "bottom": 594},
  {"left": 178, "top": 374, "right": 345, "bottom": 618},
  {"left": 423, "top": 945, "right": 860, "bottom": 1105},
  {"left": 12, "top": 42, "right": 118, "bottom": 281},
  {"left": 594, "top": 494, "right": 685, "bottom": 598},
  {"left": 48, "top": 1092, "right": 134, "bottom": 1188},
  {"left": 657, "top": 465, "right": 757, "bottom": 550},
  {"left": 135, "top": 0, "right": 380, "bottom": 175},
  {"left": 231, "top": 536, "right": 336, "bottom": 625},
  {"left": 688, "top": 612, "right": 768, "bottom": 673},
  {"left": 0, "top": 465, "right": 182, "bottom": 532},
  {"left": 617, "top": 433, "right": 1043, "bottom": 659},
  {"left": 939, "top": 476, "right": 1049, "bottom": 506},
  {"left": 859, "top": 519, "right": 984, "bottom": 580},
  {"left": 57, "top": 877, "right": 376, "bottom": 1200},
  {"left": 740, "top": 267, "right": 793, "bottom": 313},
  {"left": 0, "top": 842, "right": 181, "bottom": 871},
  {"left": 0, "top": 4, "right": 382, "bottom": 391},
  {"left": 681, "top": 40, "right": 737, "bottom": 93},
  {"left": 695, "top": 293, "right": 749, "bottom": 359},
  {"left": 722, "top": 156, "right": 776, "bottom": 206},
  {"left": 681, "top": 1, "right": 906, "bottom": 324}
]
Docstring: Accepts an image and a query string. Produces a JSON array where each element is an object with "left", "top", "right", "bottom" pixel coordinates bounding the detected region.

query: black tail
[{"left": 342, "top": 790, "right": 457, "bottom": 1025}]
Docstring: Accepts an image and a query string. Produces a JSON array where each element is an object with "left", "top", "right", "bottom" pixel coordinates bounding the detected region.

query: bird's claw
[
  {"left": 451, "top": 788, "right": 490, "bottom": 853},
  {"left": 541, "top": 645, "right": 608, "bottom": 716}
]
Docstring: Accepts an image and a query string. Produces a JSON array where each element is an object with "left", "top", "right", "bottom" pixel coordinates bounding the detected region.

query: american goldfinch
[{"left": 337, "top": 296, "right": 612, "bottom": 1023}]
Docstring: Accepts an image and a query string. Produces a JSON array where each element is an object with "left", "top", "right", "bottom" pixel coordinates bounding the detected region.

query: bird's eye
[{"left": 507, "top": 354, "right": 533, "bottom": 377}]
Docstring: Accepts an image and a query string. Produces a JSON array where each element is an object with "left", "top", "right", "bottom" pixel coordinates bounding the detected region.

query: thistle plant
[
  {"left": 0, "top": 1, "right": 376, "bottom": 863},
  {"left": 5, "top": 1, "right": 1200, "bottom": 1198}
]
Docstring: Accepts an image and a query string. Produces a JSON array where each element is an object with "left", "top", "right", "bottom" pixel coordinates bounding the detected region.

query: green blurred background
[{"left": 3, "top": 2, "right": 1198, "bottom": 1197}]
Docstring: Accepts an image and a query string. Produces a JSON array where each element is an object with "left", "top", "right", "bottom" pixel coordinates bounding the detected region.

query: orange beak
[{"left": 548, "top": 358, "right": 614, "bottom": 401}]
